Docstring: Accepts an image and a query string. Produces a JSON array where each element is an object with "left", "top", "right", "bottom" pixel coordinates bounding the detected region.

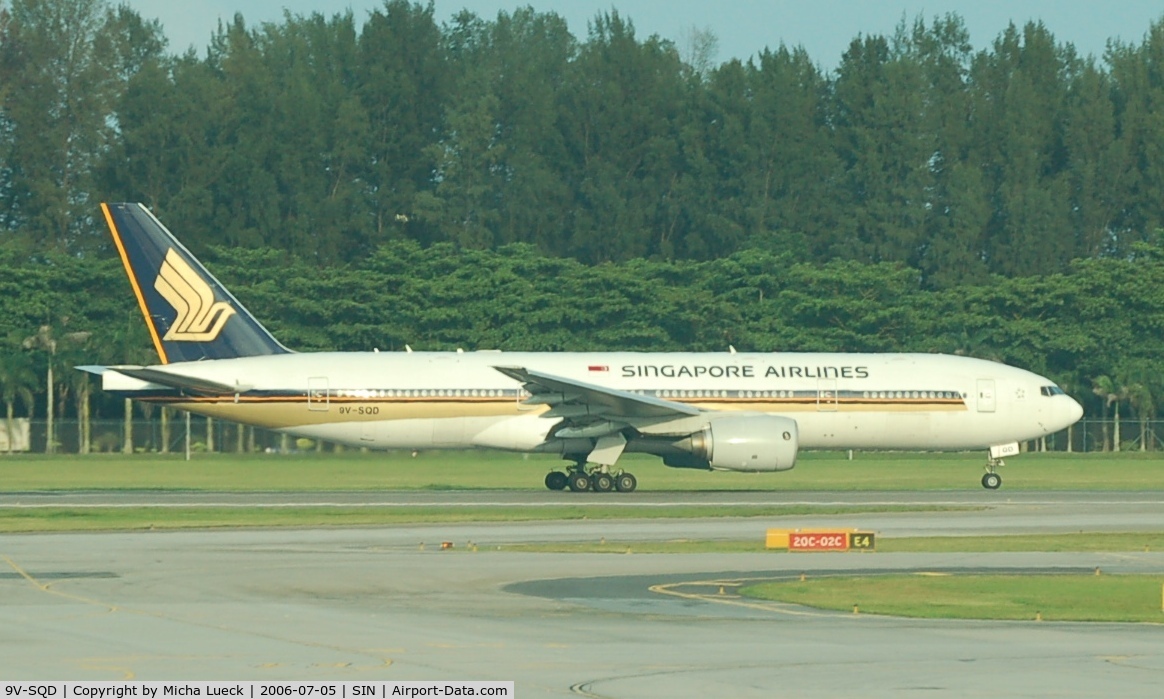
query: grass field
[
  {"left": 0, "top": 504, "right": 954, "bottom": 533},
  {"left": 2, "top": 450, "right": 1163, "bottom": 532},
  {"left": 739, "top": 574, "right": 1164, "bottom": 622},
  {"left": 3, "top": 449, "right": 1164, "bottom": 491}
]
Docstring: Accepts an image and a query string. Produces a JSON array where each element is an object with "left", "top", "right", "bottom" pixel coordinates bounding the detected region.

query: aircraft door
[
  {"left": 817, "top": 378, "right": 838, "bottom": 411},
  {"left": 307, "top": 376, "right": 330, "bottom": 412},
  {"left": 976, "top": 379, "right": 996, "bottom": 413}
]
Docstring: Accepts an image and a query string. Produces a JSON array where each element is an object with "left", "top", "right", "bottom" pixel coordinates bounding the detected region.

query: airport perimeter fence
[
  {"left": 0, "top": 417, "right": 1160, "bottom": 455},
  {"left": 1, "top": 418, "right": 315, "bottom": 455}
]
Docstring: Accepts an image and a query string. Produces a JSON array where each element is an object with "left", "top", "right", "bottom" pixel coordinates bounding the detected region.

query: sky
[{"left": 124, "top": 0, "right": 1164, "bottom": 70}]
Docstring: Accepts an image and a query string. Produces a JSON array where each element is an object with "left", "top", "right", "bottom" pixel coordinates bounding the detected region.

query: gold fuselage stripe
[
  {"left": 101, "top": 203, "right": 168, "bottom": 364},
  {"left": 138, "top": 395, "right": 968, "bottom": 429}
]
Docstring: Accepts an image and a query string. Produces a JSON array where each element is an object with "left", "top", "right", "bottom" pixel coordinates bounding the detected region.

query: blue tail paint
[{"left": 101, "top": 203, "right": 291, "bottom": 364}]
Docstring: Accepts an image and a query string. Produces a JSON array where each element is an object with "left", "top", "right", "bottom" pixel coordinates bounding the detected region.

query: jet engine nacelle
[{"left": 676, "top": 414, "right": 799, "bottom": 472}]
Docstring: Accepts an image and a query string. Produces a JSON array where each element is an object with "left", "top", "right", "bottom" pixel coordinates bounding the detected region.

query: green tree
[
  {"left": 0, "top": 0, "right": 163, "bottom": 251},
  {"left": 831, "top": 31, "right": 931, "bottom": 266},
  {"left": 357, "top": 0, "right": 448, "bottom": 248},
  {"left": 98, "top": 312, "right": 155, "bottom": 453},
  {"left": 1092, "top": 374, "right": 1129, "bottom": 452},
  {"left": 1107, "top": 20, "right": 1164, "bottom": 255},
  {"left": 968, "top": 22, "right": 1076, "bottom": 276},
  {"left": 482, "top": 8, "right": 575, "bottom": 252},
  {"left": 1062, "top": 61, "right": 1127, "bottom": 258},
  {"left": 557, "top": 11, "right": 688, "bottom": 261},
  {"left": 1121, "top": 360, "right": 1159, "bottom": 451},
  {"left": 55, "top": 331, "right": 93, "bottom": 453},
  {"left": 0, "top": 341, "right": 36, "bottom": 453},
  {"left": 1126, "top": 380, "right": 1155, "bottom": 452},
  {"left": 904, "top": 16, "right": 991, "bottom": 287}
]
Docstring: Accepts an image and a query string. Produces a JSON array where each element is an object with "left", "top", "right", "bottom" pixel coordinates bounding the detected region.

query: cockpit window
[{"left": 1040, "top": 385, "right": 1066, "bottom": 397}]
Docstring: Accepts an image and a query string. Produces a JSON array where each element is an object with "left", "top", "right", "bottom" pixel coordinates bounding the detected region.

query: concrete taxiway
[{"left": 2, "top": 491, "right": 1163, "bottom": 696}]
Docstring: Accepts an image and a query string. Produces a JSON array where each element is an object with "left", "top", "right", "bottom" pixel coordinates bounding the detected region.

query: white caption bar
[{"left": 1, "top": 683, "right": 513, "bottom": 699}]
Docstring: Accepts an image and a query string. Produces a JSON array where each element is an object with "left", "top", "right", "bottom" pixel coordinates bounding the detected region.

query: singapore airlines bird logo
[{"left": 154, "top": 248, "right": 235, "bottom": 341}]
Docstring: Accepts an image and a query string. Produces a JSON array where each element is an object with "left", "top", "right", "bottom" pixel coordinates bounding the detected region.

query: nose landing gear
[
  {"left": 981, "top": 443, "right": 1019, "bottom": 490},
  {"left": 982, "top": 456, "right": 1003, "bottom": 490}
]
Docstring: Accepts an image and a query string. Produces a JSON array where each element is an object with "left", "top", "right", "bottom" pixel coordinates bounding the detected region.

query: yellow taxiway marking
[
  {"left": 650, "top": 577, "right": 862, "bottom": 618},
  {"left": 1099, "top": 655, "right": 1161, "bottom": 670},
  {"left": 2, "top": 554, "right": 396, "bottom": 672},
  {"left": 2, "top": 555, "right": 118, "bottom": 613},
  {"left": 77, "top": 661, "right": 135, "bottom": 680},
  {"left": 424, "top": 641, "right": 505, "bottom": 650},
  {"left": 364, "top": 648, "right": 406, "bottom": 654}
]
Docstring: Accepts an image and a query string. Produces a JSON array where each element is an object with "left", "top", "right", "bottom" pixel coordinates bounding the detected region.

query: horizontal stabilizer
[{"left": 106, "top": 366, "right": 252, "bottom": 395}]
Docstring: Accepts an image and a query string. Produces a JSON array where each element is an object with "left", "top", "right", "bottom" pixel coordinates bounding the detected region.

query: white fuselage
[{"left": 105, "top": 351, "right": 1083, "bottom": 453}]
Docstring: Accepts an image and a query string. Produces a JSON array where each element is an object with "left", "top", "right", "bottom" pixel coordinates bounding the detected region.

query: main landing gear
[
  {"left": 981, "top": 457, "right": 1003, "bottom": 490},
  {"left": 544, "top": 463, "right": 637, "bottom": 493}
]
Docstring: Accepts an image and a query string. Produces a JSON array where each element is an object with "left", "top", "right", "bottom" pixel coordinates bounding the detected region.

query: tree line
[
  {"left": 1, "top": 240, "right": 1163, "bottom": 449},
  {"left": 3, "top": 0, "right": 1164, "bottom": 282}
]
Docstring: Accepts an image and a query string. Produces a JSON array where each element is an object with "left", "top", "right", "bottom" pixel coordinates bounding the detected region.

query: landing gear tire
[
  {"left": 981, "top": 472, "right": 1002, "bottom": 490},
  {"left": 568, "top": 472, "right": 591, "bottom": 492},
  {"left": 545, "top": 471, "right": 568, "bottom": 491},
  {"left": 614, "top": 473, "right": 637, "bottom": 493},
  {"left": 591, "top": 473, "right": 614, "bottom": 492}
]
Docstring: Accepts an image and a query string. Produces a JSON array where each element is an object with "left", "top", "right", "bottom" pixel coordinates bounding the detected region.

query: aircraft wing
[{"left": 493, "top": 365, "right": 700, "bottom": 427}]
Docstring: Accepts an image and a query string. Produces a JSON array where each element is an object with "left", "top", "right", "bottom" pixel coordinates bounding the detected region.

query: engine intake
[{"left": 671, "top": 415, "right": 799, "bottom": 472}]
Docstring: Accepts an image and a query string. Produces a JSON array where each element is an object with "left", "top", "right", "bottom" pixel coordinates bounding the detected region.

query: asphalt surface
[
  {"left": 8, "top": 488, "right": 1164, "bottom": 507},
  {"left": 2, "top": 490, "right": 1163, "bottom": 696}
]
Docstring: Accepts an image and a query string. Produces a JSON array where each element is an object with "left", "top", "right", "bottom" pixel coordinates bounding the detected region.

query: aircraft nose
[{"left": 1066, "top": 397, "right": 1084, "bottom": 426}]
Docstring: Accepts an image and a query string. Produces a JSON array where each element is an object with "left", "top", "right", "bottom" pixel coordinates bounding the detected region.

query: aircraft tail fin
[{"left": 100, "top": 203, "right": 292, "bottom": 364}]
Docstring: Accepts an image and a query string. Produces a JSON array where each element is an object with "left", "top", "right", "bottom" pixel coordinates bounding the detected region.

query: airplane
[{"left": 85, "top": 202, "right": 1084, "bottom": 492}]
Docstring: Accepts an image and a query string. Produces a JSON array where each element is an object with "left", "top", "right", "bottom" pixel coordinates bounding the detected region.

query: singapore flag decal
[{"left": 588, "top": 365, "right": 609, "bottom": 373}]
